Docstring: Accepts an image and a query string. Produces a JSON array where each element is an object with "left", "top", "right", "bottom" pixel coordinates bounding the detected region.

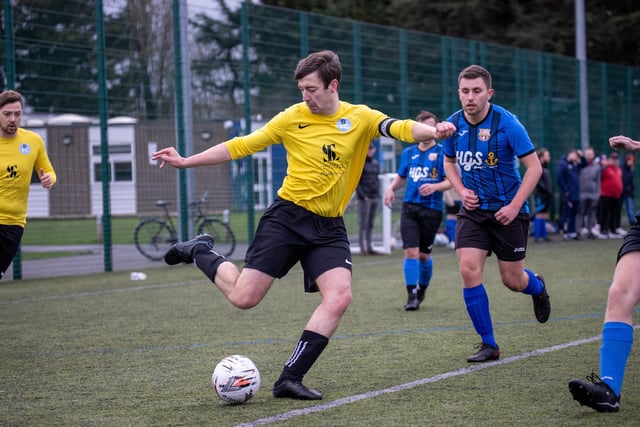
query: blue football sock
[
  {"left": 533, "top": 217, "right": 542, "bottom": 239},
  {"left": 403, "top": 258, "right": 419, "bottom": 287},
  {"left": 600, "top": 322, "right": 634, "bottom": 396},
  {"left": 522, "top": 269, "right": 543, "bottom": 296},
  {"left": 463, "top": 285, "right": 497, "bottom": 348},
  {"left": 419, "top": 258, "right": 433, "bottom": 287},
  {"left": 446, "top": 219, "right": 456, "bottom": 242},
  {"left": 540, "top": 218, "right": 548, "bottom": 238}
]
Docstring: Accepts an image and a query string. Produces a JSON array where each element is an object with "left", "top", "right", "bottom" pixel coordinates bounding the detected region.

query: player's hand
[
  {"left": 435, "top": 121, "right": 456, "bottom": 139},
  {"left": 39, "top": 168, "right": 53, "bottom": 189},
  {"left": 152, "top": 147, "right": 185, "bottom": 169},
  {"left": 609, "top": 135, "right": 639, "bottom": 151},
  {"left": 383, "top": 189, "right": 395, "bottom": 208},
  {"left": 494, "top": 204, "right": 518, "bottom": 226},
  {"left": 418, "top": 183, "right": 436, "bottom": 196},
  {"left": 461, "top": 188, "right": 479, "bottom": 210}
]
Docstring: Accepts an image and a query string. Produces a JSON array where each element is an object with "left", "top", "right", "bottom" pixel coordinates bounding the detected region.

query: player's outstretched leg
[{"left": 164, "top": 234, "right": 214, "bottom": 265}]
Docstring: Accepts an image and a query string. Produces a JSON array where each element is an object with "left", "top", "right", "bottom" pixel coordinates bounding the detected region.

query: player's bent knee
[{"left": 228, "top": 292, "right": 263, "bottom": 309}]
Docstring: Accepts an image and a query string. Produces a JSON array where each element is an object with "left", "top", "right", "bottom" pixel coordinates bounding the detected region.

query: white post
[{"left": 379, "top": 173, "right": 397, "bottom": 254}]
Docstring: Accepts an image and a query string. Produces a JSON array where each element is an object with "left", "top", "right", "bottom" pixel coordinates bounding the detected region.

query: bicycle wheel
[
  {"left": 134, "top": 218, "right": 177, "bottom": 261},
  {"left": 198, "top": 219, "right": 236, "bottom": 257}
]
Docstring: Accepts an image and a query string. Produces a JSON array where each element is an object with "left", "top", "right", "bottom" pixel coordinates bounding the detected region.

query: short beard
[{"left": 1, "top": 124, "right": 17, "bottom": 137}]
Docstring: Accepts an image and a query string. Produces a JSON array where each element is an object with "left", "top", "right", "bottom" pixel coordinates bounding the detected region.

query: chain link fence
[{"left": 2, "top": 1, "right": 639, "bottom": 279}]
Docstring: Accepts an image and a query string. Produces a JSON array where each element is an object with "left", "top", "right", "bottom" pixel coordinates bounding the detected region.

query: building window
[
  {"left": 92, "top": 144, "right": 132, "bottom": 155},
  {"left": 114, "top": 162, "right": 132, "bottom": 181},
  {"left": 94, "top": 162, "right": 133, "bottom": 182}
]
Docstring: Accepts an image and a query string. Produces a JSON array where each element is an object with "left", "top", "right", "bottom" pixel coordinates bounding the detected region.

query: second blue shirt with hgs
[{"left": 397, "top": 143, "right": 446, "bottom": 211}]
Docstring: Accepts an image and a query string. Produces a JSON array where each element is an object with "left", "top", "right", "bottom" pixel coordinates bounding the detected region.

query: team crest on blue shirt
[
  {"left": 478, "top": 128, "right": 491, "bottom": 141},
  {"left": 336, "top": 118, "right": 352, "bottom": 132},
  {"left": 428, "top": 152, "right": 438, "bottom": 161},
  {"left": 20, "top": 143, "right": 31, "bottom": 155}
]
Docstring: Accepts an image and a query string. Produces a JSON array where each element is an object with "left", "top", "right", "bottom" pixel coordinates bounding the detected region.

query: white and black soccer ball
[
  {"left": 212, "top": 355, "right": 260, "bottom": 404},
  {"left": 433, "top": 233, "right": 450, "bottom": 247}
]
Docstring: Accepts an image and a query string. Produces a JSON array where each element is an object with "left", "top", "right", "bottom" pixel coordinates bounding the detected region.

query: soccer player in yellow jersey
[
  {"left": 0, "top": 90, "right": 56, "bottom": 280},
  {"left": 153, "top": 50, "right": 456, "bottom": 400}
]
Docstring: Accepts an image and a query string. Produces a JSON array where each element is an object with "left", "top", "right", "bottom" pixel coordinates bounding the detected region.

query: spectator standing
[
  {"left": 599, "top": 152, "right": 624, "bottom": 238},
  {"left": 356, "top": 143, "right": 381, "bottom": 255},
  {"left": 556, "top": 149, "right": 585, "bottom": 240},
  {"left": 621, "top": 153, "right": 636, "bottom": 227},
  {"left": 577, "top": 147, "right": 602, "bottom": 239},
  {"left": 533, "top": 148, "right": 552, "bottom": 242}
]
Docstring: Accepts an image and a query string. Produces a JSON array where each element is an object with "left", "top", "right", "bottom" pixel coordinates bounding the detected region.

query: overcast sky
[{"left": 103, "top": 0, "right": 243, "bottom": 16}]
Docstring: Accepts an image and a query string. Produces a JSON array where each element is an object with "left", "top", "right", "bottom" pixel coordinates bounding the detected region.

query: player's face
[
  {"left": 297, "top": 71, "right": 338, "bottom": 115},
  {"left": 458, "top": 77, "right": 493, "bottom": 123},
  {"left": 0, "top": 101, "right": 22, "bottom": 138}
]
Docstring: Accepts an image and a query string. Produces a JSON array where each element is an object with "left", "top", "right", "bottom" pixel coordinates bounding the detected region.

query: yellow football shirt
[
  {"left": 226, "top": 101, "right": 416, "bottom": 217},
  {"left": 0, "top": 128, "right": 57, "bottom": 227}
]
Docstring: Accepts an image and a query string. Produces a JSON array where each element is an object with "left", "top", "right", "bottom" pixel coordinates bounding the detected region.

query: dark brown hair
[
  {"left": 294, "top": 50, "right": 342, "bottom": 88},
  {"left": 458, "top": 65, "right": 492, "bottom": 89},
  {"left": 0, "top": 90, "right": 24, "bottom": 109},
  {"left": 416, "top": 110, "right": 438, "bottom": 123}
]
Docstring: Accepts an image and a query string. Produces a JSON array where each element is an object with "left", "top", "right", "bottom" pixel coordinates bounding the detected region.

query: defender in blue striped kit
[{"left": 442, "top": 65, "right": 551, "bottom": 363}]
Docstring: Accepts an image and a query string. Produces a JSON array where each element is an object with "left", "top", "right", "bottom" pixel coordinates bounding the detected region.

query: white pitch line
[
  {"left": 0, "top": 280, "right": 199, "bottom": 305},
  {"left": 236, "top": 325, "right": 640, "bottom": 427}
]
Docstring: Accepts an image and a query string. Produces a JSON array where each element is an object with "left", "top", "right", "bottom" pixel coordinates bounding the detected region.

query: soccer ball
[{"left": 212, "top": 355, "right": 260, "bottom": 404}]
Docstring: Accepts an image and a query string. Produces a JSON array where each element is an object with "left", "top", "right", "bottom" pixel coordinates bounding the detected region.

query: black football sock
[
  {"left": 193, "top": 250, "right": 226, "bottom": 282},
  {"left": 275, "top": 330, "right": 329, "bottom": 385}
]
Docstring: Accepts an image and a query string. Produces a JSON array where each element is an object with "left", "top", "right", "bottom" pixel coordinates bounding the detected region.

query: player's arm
[
  {"left": 35, "top": 148, "right": 56, "bottom": 189},
  {"left": 496, "top": 151, "right": 542, "bottom": 223},
  {"left": 152, "top": 143, "right": 232, "bottom": 169},
  {"left": 610, "top": 135, "right": 640, "bottom": 152},
  {"left": 443, "top": 156, "right": 478, "bottom": 210},
  {"left": 380, "top": 118, "right": 454, "bottom": 143},
  {"left": 424, "top": 177, "right": 452, "bottom": 193},
  {"left": 412, "top": 121, "right": 456, "bottom": 141},
  {"left": 384, "top": 174, "right": 407, "bottom": 208}
]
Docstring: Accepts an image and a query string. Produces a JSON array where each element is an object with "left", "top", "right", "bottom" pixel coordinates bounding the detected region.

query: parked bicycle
[{"left": 134, "top": 192, "right": 236, "bottom": 261}]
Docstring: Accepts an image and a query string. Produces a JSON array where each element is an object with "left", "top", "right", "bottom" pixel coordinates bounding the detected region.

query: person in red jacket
[{"left": 599, "top": 153, "right": 624, "bottom": 238}]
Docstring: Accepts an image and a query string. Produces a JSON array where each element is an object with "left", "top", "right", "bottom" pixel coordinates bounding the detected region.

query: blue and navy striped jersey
[
  {"left": 397, "top": 143, "right": 446, "bottom": 211},
  {"left": 442, "top": 104, "right": 535, "bottom": 213}
]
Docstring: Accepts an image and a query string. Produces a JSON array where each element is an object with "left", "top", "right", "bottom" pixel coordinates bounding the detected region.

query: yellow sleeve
[
  {"left": 35, "top": 141, "right": 57, "bottom": 186},
  {"left": 226, "top": 111, "right": 287, "bottom": 160},
  {"left": 388, "top": 119, "right": 417, "bottom": 143}
]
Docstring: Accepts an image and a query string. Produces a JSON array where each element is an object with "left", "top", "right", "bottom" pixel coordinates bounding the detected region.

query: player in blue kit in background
[
  {"left": 384, "top": 110, "right": 451, "bottom": 311},
  {"left": 442, "top": 65, "right": 551, "bottom": 362}
]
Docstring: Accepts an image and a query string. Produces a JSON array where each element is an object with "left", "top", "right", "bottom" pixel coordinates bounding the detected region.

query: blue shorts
[
  {"left": 617, "top": 215, "right": 640, "bottom": 263},
  {"left": 400, "top": 203, "right": 442, "bottom": 253},
  {"left": 456, "top": 208, "right": 529, "bottom": 261},
  {"left": 244, "top": 198, "right": 352, "bottom": 292}
]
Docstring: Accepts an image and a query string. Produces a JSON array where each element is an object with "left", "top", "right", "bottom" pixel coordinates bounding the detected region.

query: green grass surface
[{"left": 1, "top": 238, "right": 639, "bottom": 426}]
